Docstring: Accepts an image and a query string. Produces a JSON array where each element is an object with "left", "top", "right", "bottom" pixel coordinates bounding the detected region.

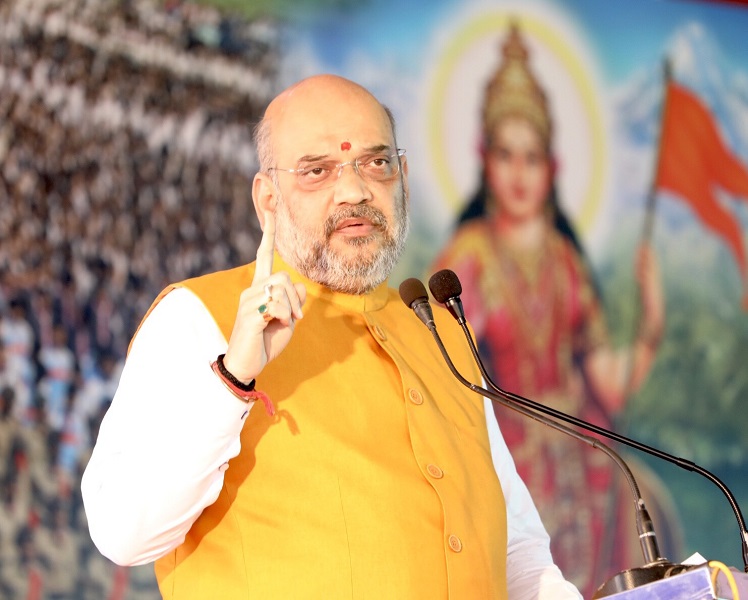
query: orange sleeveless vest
[{"left": 150, "top": 255, "right": 508, "bottom": 599}]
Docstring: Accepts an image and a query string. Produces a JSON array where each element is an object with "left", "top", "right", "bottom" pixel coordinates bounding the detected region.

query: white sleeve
[
  {"left": 81, "top": 288, "right": 259, "bottom": 566},
  {"left": 485, "top": 398, "right": 583, "bottom": 600}
]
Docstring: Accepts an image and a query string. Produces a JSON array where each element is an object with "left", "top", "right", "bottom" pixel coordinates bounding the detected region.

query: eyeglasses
[{"left": 268, "top": 149, "right": 406, "bottom": 191}]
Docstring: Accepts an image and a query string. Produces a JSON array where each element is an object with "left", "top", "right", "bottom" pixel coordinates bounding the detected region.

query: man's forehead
[{"left": 275, "top": 122, "right": 394, "bottom": 165}]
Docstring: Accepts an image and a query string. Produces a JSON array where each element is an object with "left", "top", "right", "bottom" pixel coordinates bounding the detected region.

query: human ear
[{"left": 252, "top": 172, "right": 277, "bottom": 230}]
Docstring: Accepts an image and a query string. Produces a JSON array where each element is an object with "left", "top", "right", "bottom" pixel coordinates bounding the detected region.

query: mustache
[{"left": 323, "top": 205, "right": 387, "bottom": 238}]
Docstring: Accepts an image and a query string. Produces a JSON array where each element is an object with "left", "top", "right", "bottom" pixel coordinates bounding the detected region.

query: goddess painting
[{"left": 431, "top": 22, "right": 680, "bottom": 596}]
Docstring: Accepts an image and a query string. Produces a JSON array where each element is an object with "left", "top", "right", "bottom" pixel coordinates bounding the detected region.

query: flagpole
[
  {"left": 642, "top": 59, "right": 672, "bottom": 243},
  {"left": 620, "top": 59, "right": 671, "bottom": 401}
]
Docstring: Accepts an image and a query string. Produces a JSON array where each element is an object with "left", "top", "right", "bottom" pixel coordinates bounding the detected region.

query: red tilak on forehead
[{"left": 340, "top": 141, "right": 351, "bottom": 151}]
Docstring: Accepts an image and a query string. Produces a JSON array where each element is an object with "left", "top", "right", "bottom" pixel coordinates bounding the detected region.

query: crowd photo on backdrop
[{"left": 81, "top": 73, "right": 584, "bottom": 599}]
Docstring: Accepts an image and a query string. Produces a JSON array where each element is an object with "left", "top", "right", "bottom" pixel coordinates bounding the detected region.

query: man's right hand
[{"left": 223, "top": 212, "right": 307, "bottom": 383}]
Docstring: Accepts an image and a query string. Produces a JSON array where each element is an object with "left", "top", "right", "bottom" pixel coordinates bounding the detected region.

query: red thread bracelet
[{"left": 210, "top": 356, "right": 276, "bottom": 416}]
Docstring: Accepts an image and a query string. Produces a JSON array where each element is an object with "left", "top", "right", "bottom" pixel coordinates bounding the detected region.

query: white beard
[{"left": 273, "top": 187, "right": 409, "bottom": 295}]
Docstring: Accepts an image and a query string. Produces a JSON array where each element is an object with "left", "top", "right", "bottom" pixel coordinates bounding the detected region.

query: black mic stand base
[{"left": 592, "top": 561, "right": 692, "bottom": 598}]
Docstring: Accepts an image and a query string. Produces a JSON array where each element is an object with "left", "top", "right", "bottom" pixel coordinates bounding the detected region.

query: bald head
[
  {"left": 268, "top": 74, "right": 381, "bottom": 119},
  {"left": 254, "top": 75, "right": 397, "bottom": 173}
]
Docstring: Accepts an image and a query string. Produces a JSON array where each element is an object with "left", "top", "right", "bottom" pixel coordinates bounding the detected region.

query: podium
[{"left": 598, "top": 563, "right": 748, "bottom": 599}]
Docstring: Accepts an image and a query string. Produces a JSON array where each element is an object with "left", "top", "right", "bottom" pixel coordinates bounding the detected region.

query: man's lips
[{"left": 333, "top": 217, "right": 377, "bottom": 236}]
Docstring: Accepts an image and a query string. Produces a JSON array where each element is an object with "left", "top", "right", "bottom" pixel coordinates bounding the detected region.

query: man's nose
[{"left": 333, "top": 161, "right": 372, "bottom": 204}]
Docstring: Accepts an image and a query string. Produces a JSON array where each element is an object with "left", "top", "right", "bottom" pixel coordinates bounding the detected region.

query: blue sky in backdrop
[{"left": 297, "top": 0, "right": 748, "bottom": 83}]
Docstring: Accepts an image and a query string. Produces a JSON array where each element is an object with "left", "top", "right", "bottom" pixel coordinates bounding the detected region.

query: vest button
[
  {"left": 218, "top": 462, "right": 229, "bottom": 473},
  {"left": 408, "top": 388, "right": 424, "bottom": 405},
  {"left": 426, "top": 464, "right": 443, "bottom": 479},
  {"left": 448, "top": 534, "right": 462, "bottom": 553},
  {"left": 373, "top": 325, "right": 387, "bottom": 341}
]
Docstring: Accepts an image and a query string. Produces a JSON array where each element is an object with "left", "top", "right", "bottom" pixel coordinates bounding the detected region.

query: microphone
[
  {"left": 398, "top": 278, "right": 673, "bottom": 592},
  {"left": 398, "top": 278, "right": 435, "bottom": 329},
  {"left": 428, "top": 269, "right": 466, "bottom": 325},
  {"left": 426, "top": 269, "right": 748, "bottom": 592}
]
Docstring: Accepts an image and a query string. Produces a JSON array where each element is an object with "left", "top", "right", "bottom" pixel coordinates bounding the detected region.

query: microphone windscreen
[
  {"left": 428, "top": 269, "right": 462, "bottom": 303},
  {"left": 399, "top": 278, "right": 428, "bottom": 308}
]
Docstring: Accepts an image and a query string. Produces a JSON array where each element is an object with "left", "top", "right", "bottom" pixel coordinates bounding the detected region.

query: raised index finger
[{"left": 252, "top": 211, "right": 276, "bottom": 284}]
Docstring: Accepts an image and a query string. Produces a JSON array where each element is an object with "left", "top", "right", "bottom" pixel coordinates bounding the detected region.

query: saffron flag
[{"left": 655, "top": 81, "right": 748, "bottom": 306}]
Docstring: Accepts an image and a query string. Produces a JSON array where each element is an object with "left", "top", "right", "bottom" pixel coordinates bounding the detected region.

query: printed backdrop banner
[{"left": 277, "top": 0, "right": 748, "bottom": 585}]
